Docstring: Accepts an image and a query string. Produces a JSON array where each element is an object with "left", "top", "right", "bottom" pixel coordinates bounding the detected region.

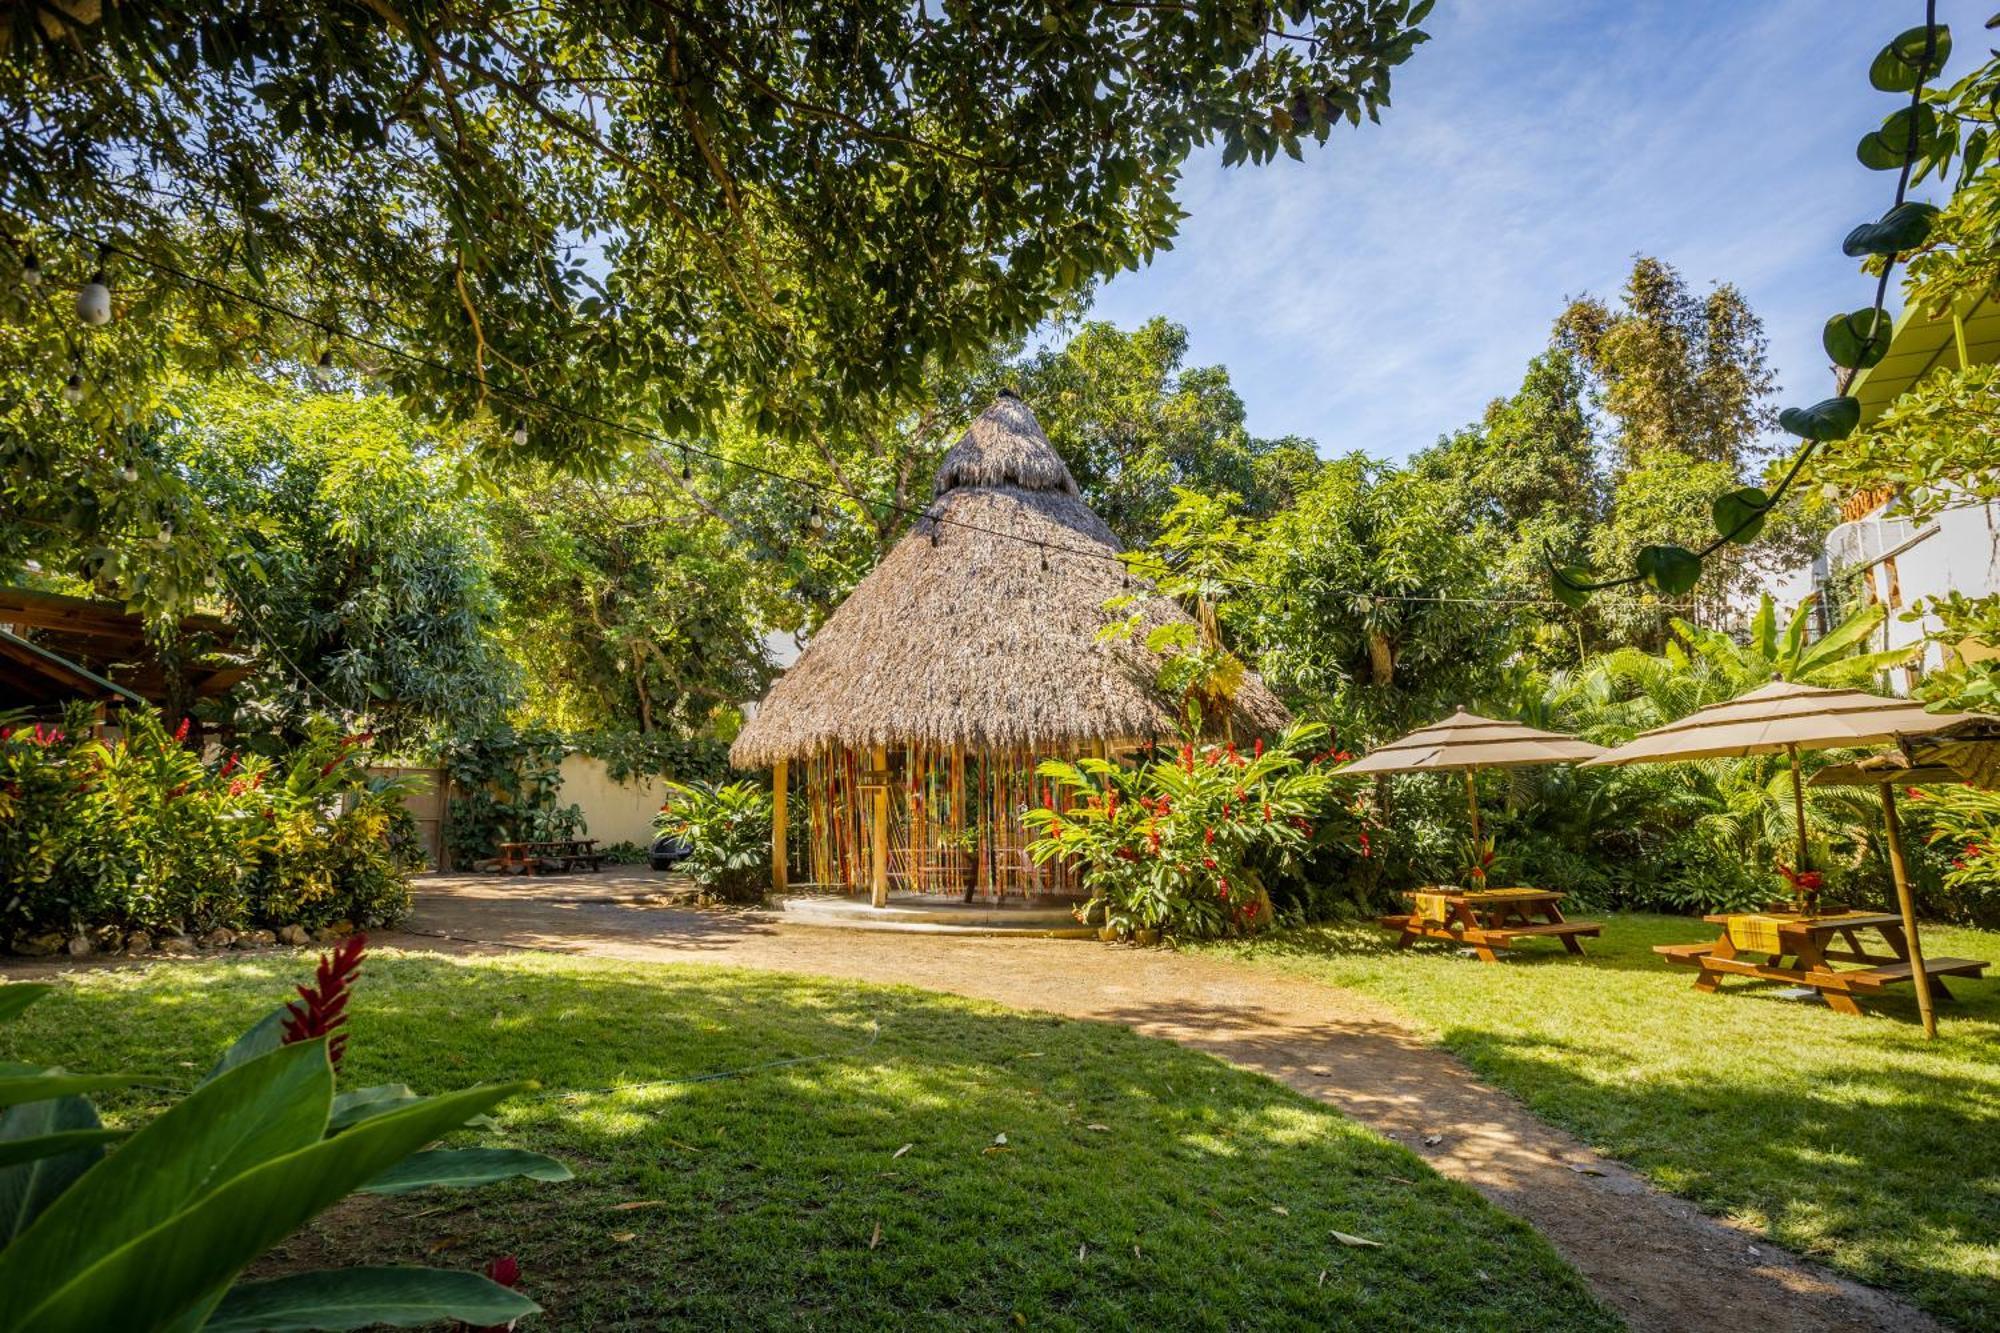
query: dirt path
[{"left": 151, "top": 871, "right": 1959, "bottom": 1331}]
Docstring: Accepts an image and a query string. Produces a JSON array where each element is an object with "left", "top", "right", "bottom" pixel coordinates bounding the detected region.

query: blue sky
[{"left": 1089, "top": 0, "right": 1973, "bottom": 461}]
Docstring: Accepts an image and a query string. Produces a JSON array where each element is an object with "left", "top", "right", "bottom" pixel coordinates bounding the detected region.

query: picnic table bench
[
  {"left": 1380, "top": 887, "right": 1602, "bottom": 963},
  {"left": 1656, "top": 910, "right": 1988, "bottom": 1017},
  {"left": 494, "top": 838, "right": 603, "bottom": 876}
]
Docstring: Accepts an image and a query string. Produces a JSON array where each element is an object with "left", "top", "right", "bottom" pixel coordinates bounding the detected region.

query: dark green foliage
[{"left": 656, "top": 781, "right": 773, "bottom": 903}]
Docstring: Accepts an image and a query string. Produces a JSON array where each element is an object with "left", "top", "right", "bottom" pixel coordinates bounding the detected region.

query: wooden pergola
[{"left": 0, "top": 586, "right": 250, "bottom": 716}]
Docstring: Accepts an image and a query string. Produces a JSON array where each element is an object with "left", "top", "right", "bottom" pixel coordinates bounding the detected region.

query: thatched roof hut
[
  {"left": 734, "top": 393, "right": 1289, "bottom": 905},
  {"left": 731, "top": 393, "right": 1288, "bottom": 770}
]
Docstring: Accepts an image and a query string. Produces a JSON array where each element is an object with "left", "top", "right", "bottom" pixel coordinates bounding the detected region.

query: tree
[
  {"left": 169, "top": 381, "right": 515, "bottom": 744},
  {"left": 1, "top": 1, "right": 1431, "bottom": 462},
  {"left": 1245, "top": 456, "right": 1510, "bottom": 738},
  {"left": 1553, "top": 256, "right": 1776, "bottom": 473},
  {"left": 1016, "top": 318, "right": 1317, "bottom": 543}
]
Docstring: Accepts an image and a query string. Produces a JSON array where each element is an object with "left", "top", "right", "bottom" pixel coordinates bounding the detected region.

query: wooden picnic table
[
  {"left": 495, "top": 838, "right": 603, "bottom": 876},
  {"left": 1380, "top": 886, "right": 1602, "bottom": 963},
  {"left": 1655, "top": 909, "right": 1988, "bottom": 1017}
]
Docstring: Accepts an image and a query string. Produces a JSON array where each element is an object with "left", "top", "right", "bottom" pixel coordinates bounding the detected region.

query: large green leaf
[
  {"left": 1636, "top": 545, "right": 1703, "bottom": 596},
  {"left": 1869, "top": 24, "right": 1952, "bottom": 92},
  {"left": 359, "top": 1147, "right": 572, "bottom": 1195},
  {"left": 1823, "top": 308, "right": 1891, "bottom": 371},
  {"left": 202, "top": 1005, "right": 289, "bottom": 1087},
  {"left": 1777, "top": 397, "right": 1861, "bottom": 442},
  {"left": 0, "top": 1040, "right": 333, "bottom": 1326},
  {"left": 0, "top": 1073, "right": 141, "bottom": 1109},
  {"left": 1710, "top": 487, "right": 1769, "bottom": 544},
  {"left": 327, "top": 1084, "right": 421, "bottom": 1133},
  {"left": 205, "top": 1267, "right": 540, "bottom": 1332},
  {"left": 5, "top": 1081, "right": 524, "bottom": 1332},
  {"left": 1842, "top": 202, "right": 1939, "bottom": 257},
  {"left": 0, "top": 984, "right": 51, "bottom": 1026},
  {"left": 0, "top": 1128, "right": 127, "bottom": 1169},
  {"left": 1855, "top": 104, "right": 1941, "bottom": 171},
  {"left": 1794, "top": 603, "right": 1889, "bottom": 678},
  {"left": 0, "top": 1086, "right": 107, "bottom": 1246},
  {"left": 1748, "top": 593, "right": 1777, "bottom": 663}
]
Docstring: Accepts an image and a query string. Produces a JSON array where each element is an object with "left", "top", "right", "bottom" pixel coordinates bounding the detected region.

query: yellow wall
[{"left": 559, "top": 754, "right": 671, "bottom": 848}]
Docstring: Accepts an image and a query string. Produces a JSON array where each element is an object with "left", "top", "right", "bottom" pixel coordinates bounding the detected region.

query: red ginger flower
[
  {"left": 1253, "top": 737, "right": 1263, "bottom": 759},
  {"left": 1204, "top": 827, "right": 1216, "bottom": 845},
  {"left": 458, "top": 1256, "right": 523, "bottom": 1332},
  {"left": 282, "top": 933, "right": 367, "bottom": 1068},
  {"left": 173, "top": 716, "right": 191, "bottom": 743}
]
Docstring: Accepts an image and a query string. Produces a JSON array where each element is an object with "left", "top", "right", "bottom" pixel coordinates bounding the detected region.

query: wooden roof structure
[{"left": 0, "top": 586, "right": 251, "bottom": 713}]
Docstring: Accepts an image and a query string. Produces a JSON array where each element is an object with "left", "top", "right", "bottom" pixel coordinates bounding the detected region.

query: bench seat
[{"left": 1481, "top": 921, "right": 1602, "bottom": 942}]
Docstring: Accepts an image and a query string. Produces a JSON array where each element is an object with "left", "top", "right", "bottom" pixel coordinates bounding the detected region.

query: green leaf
[
  {"left": 1777, "top": 397, "right": 1861, "bottom": 441},
  {"left": 0, "top": 1040, "right": 334, "bottom": 1323},
  {"left": 0, "top": 1128, "right": 127, "bottom": 1170},
  {"left": 1856, "top": 104, "right": 1941, "bottom": 170},
  {"left": 8, "top": 1080, "right": 525, "bottom": 1331},
  {"left": 1823, "top": 308, "right": 1891, "bottom": 371},
  {"left": 359, "top": 1147, "right": 572, "bottom": 1195},
  {"left": 1710, "top": 487, "right": 1769, "bottom": 544},
  {"left": 0, "top": 1072, "right": 142, "bottom": 1109},
  {"left": 0, "top": 1085, "right": 107, "bottom": 1246},
  {"left": 1635, "top": 545, "right": 1703, "bottom": 596},
  {"left": 205, "top": 1267, "right": 540, "bottom": 1332},
  {"left": 1869, "top": 24, "right": 1951, "bottom": 92},
  {"left": 0, "top": 984, "right": 51, "bottom": 1026},
  {"left": 1842, "top": 202, "right": 1939, "bottom": 257},
  {"left": 327, "top": 1084, "right": 421, "bottom": 1133},
  {"left": 1550, "top": 564, "right": 1594, "bottom": 611},
  {"left": 203, "top": 1005, "right": 288, "bottom": 1086}
]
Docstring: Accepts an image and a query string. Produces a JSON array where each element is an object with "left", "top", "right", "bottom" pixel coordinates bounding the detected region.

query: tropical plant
[
  {"left": 1022, "top": 724, "right": 1350, "bottom": 939},
  {"left": 656, "top": 781, "right": 773, "bottom": 904},
  {"left": 0, "top": 938, "right": 568, "bottom": 1331}
]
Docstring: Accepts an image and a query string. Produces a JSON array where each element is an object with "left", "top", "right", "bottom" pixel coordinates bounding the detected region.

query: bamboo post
[
  {"left": 1879, "top": 784, "right": 1937, "bottom": 1038},
  {"left": 1787, "top": 743, "right": 1810, "bottom": 870},
  {"left": 771, "top": 759, "right": 788, "bottom": 895},
  {"left": 870, "top": 744, "right": 889, "bottom": 908}
]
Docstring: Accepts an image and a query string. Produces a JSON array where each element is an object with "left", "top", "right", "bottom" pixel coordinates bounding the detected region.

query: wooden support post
[
  {"left": 1880, "top": 784, "right": 1937, "bottom": 1038},
  {"left": 870, "top": 745, "right": 889, "bottom": 908},
  {"left": 771, "top": 759, "right": 788, "bottom": 896}
]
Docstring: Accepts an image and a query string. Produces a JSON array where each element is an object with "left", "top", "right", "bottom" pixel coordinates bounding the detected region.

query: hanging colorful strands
[{"left": 797, "top": 742, "right": 1088, "bottom": 900}]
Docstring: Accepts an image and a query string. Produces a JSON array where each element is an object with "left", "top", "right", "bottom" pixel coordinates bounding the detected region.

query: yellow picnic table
[
  {"left": 1380, "top": 886, "right": 1602, "bottom": 963},
  {"left": 1654, "top": 909, "right": 1988, "bottom": 1017}
]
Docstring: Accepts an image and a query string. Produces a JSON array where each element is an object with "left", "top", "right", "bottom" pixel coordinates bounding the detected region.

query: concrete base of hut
[{"left": 774, "top": 894, "right": 1096, "bottom": 937}]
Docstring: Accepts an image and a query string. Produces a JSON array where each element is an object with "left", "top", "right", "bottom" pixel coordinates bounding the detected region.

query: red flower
[
  {"left": 282, "top": 933, "right": 367, "bottom": 1068},
  {"left": 461, "top": 1257, "right": 523, "bottom": 1332},
  {"left": 1262, "top": 802, "right": 1271, "bottom": 822},
  {"left": 228, "top": 776, "right": 249, "bottom": 797},
  {"left": 1358, "top": 830, "right": 1371, "bottom": 858},
  {"left": 1148, "top": 828, "right": 1161, "bottom": 854},
  {"left": 1253, "top": 737, "right": 1263, "bottom": 759},
  {"left": 173, "top": 716, "right": 191, "bottom": 743},
  {"left": 1905, "top": 786, "right": 1924, "bottom": 800},
  {"left": 1204, "top": 827, "right": 1216, "bottom": 846},
  {"left": 1203, "top": 857, "right": 1218, "bottom": 871},
  {"left": 1048, "top": 821, "right": 1062, "bottom": 842},
  {"left": 219, "top": 752, "right": 239, "bottom": 777},
  {"left": 1181, "top": 743, "right": 1194, "bottom": 773},
  {"left": 320, "top": 758, "right": 339, "bottom": 778}
]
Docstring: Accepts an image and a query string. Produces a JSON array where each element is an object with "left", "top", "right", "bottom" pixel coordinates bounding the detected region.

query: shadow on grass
[{"left": 1, "top": 951, "right": 1616, "bottom": 1333}]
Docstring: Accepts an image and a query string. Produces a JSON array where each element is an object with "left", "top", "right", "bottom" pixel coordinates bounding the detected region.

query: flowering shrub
[
  {"left": 1023, "top": 723, "right": 1352, "bottom": 940},
  {"left": 1914, "top": 783, "right": 2000, "bottom": 925},
  {"left": 0, "top": 706, "right": 421, "bottom": 940}
]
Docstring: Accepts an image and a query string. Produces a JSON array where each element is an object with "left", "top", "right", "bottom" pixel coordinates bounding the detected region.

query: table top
[
  {"left": 1701, "top": 909, "right": 1899, "bottom": 932},
  {"left": 499, "top": 838, "right": 597, "bottom": 851},
  {"left": 1406, "top": 886, "right": 1563, "bottom": 904}
]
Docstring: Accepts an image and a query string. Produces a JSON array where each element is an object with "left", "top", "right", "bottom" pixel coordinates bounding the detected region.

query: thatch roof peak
[{"left": 932, "top": 394, "right": 1079, "bottom": 497}]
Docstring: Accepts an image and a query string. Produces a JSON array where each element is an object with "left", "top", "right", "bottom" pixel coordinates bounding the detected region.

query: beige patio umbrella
[
  {"left": 1587, "top": 680, "right": 1977, "bottom": 1036},
  {"left": 1340, "top": 709, "right": 1606, "bottom": 850}
]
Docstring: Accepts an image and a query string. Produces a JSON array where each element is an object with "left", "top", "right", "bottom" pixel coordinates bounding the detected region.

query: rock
[
  {"left": 12, "top": 932, "right": 64, "bottom": 957},
  {"left": 313, "top": 922, "right": 353, "bottom": 944},
  {"left": 199, "top": 927, "right": 237, "bottom": 950},
  {"left": 237, "top": 929, "right": 277, "bottom": 949},
  {"left": 277, "top": 924, "right": 311, "bottom": 947},
  {"left": 157, "top": 935, "right": 197, "bottom": 956},
  {"left": 65, "top": 934, "right": 93, "bottom": 958},
  {"left": 124, "top": 930, "right": 154, "bottom": 956},
  {"left": 91, "top": 925, "right": 123, "bottom": 951}
]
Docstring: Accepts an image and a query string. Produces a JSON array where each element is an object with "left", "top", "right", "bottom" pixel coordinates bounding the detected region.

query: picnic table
[
  {"left": 1380, "top": 887, "right": 1602, "bottom": 963},
  {"left": 1655, "top": 909, "right": 1988, "bottom": 1017},
  {"left": 494, "top": 838, "right": 603, "bottom": 876}
]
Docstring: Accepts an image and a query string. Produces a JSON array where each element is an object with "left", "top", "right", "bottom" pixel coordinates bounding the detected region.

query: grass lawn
[
  {"left": 1, "top": 949, "right": 1615, "bottom": 1332},
  {"left": 1212, "top": 913, "right": 2000, "bottom": 1329}
]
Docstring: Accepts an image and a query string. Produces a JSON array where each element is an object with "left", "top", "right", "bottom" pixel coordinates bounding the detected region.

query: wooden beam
[
  {"left": 870, "top": 745, "right": 889, "bottom": 908},
  {"left": 771, "top": 758, "right": 789, "bottom": 895}
]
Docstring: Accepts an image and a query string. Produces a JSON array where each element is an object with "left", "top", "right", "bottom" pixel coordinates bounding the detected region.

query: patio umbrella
[
  {"left": 1340, "top": 709, "right": 1606, "bottom": 850},
  {"left": 1588, "top": 680, "right": 1976, "bottom": 1036}
]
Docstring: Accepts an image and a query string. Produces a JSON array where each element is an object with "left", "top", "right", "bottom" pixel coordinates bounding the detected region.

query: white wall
[{"left": 558, "top": 754, "right": 672, "bottom": 848}]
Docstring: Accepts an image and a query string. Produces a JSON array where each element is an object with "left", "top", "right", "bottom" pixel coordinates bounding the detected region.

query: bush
[
  {"left": 0, "top": 706, "right": 420, "bottom": 941},
  {"left": 1023, "top": 723, "right": 1351, "bottom": 940},
  {"left": 656, "top": 780, "right": 772, "bottom": 902}
]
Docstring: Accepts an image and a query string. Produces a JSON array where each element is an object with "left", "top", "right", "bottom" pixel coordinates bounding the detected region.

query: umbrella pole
[
  {"left": 1786, "top": 742, "right": 1809, "bottom": 871},
  {"left": 1879, "top": 783, "right": 1937, "bottom": 1038},
  {"left": 1464, "top": 767, "right": 1482, "bottom": 847}
]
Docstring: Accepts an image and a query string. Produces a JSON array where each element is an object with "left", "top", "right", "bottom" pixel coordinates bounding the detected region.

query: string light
[
  {"left": 21, "top": 251, "right": 41, "bottom": 288},
  {"left": 52, "top": 228, "right": 1571, "bottom": 612},
  {"left": 511, "top": 421, "right": 529, "bottom": 447},
  {"left": 313, "top": 350, "right": 335, "bottom": 385},
  {"left": 62, "top": 371, "right": 83, "bottom": 405},
  {"left": 120, "top": 461, "right": 138, "bottom": 483},
  {"left": 75, "top": 266, "right": 111, "bottom": 325}
]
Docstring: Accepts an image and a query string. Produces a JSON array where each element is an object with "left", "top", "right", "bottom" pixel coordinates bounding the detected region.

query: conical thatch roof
[{"left": 730, "top": 394, "right": 1290, "bottom": 768}]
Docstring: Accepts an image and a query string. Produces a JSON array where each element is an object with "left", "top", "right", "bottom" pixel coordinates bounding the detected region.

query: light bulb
[
  {"left": 21, "top": 252, "right": 41, "bottom": 288},
  {"left": 512, "top": 422, "right": 528, "bottom": 446},
  {"left": 63, "top": 372, "right": 83, "bottom": 405},
  {"left": 155, "top": 522, "right": 174, "bottom": 546},
  {"left": 313, "top": 351, "right": 335, "bottom": 385},
  {"left": 120, "top": 463, "right": 139, "bottom": 483},
  {"left": 75, "top": 271, "right": 111, "bottom": 325}
]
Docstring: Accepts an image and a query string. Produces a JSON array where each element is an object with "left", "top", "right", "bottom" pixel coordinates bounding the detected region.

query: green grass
[
  {"left": 1210, "top": 913, "right": 2000, "bottom": 1328},
  {"left": 1, "top": 950, "right": 1614, "bottom": 1331}
]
